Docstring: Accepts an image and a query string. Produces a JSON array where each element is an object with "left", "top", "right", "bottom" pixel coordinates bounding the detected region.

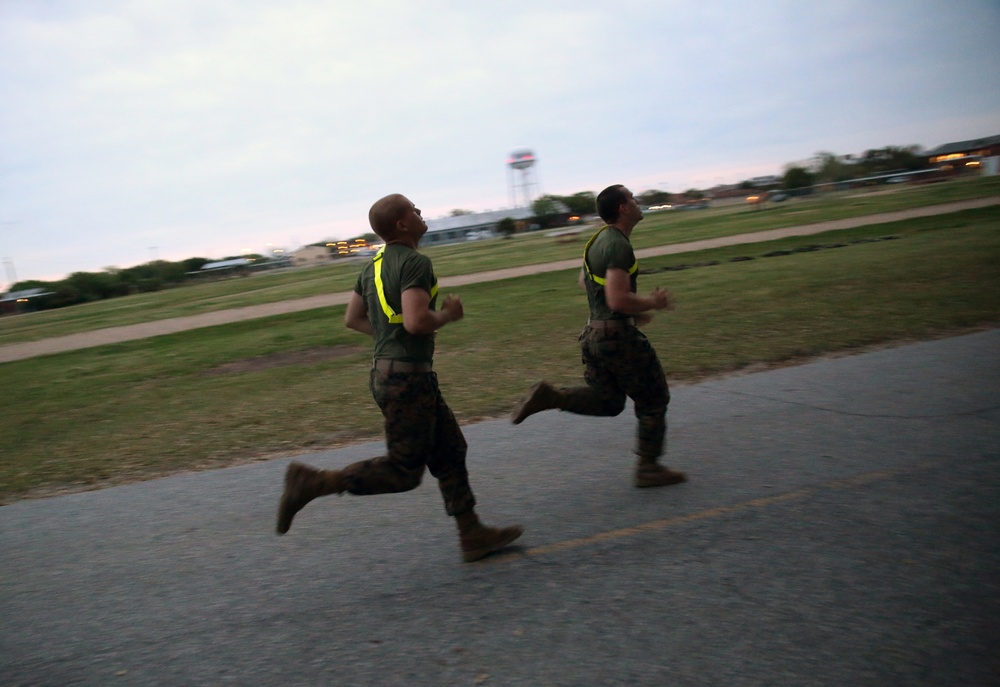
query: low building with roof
[
  {"left": 422, "top": 207, "right": 537, "bottom": 245},
  {"left": 200, "top": 258, "right": 252, "bottom": 271},
  {"left": 291, "top": 245, "right": 333, "bottom": 266},
  {"left": 926, "top": 134, "right": 1000, "bottom": 176},
  {"left": 190, "top": 257, "right": 254, "bottom": 279},
  {"left": 0, "top": 287, "right": 55, "bottom": 315}
]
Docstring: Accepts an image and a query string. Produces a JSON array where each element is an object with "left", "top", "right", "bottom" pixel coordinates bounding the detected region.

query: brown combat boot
[
  {"left": 456, "top": 511, "right": 524, "bottom": 562},
  {"left": 511, "top": 381, "right": 559, "bottom": 424},
  {"left": 634, "top": 463, "right": 687, "bottom": 488},
  {"left": 275, "top": 461, "right": 345, "bottom": 534}
]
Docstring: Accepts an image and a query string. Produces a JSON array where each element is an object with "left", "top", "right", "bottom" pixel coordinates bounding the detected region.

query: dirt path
[{"left": 2, "top": 196, "right": 997, "bottom": 363}]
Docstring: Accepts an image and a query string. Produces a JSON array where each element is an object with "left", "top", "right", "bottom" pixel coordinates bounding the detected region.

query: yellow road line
[{"left": 487, "top": 462, "right": 934, "bottom": 563}]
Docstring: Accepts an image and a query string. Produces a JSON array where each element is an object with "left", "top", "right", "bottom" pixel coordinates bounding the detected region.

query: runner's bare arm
[
  {"left": 402, "top": 287, "right": 463, "bottom": 335},
  {"left": 604, "top": 268, "right": 672, "bottom": 314},
  {"left": 345, "top": 291, "right": 373, "bottom": 335}
]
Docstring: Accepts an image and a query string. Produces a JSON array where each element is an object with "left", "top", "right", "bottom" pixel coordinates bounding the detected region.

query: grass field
[
  {"left": 3, "top": 175, "right": 999, "bottom": 346},
  {"left": 1, "top": 198, "right": 998, "bottom": 504}
]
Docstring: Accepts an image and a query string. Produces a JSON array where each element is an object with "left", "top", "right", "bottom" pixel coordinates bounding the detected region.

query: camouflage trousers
[
  {"left": 338, "top": 368, "right": 476, "bottom": 516},
  {"left": 558, "top": 325, "right": 670, "bottom": 461}
]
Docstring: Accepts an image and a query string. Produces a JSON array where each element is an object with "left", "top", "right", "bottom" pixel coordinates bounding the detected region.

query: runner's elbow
[{"left": 403, "top": 316, "right": 435, "bottom": 335}]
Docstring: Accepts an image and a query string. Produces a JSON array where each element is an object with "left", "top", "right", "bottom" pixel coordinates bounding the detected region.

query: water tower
[{"left": 506, "top": 149, "right": 540, "bottom": 208}]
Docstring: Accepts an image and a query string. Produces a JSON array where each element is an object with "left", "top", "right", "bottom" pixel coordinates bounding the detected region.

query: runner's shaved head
[{"left": 368, "top": 194, "right": 410, "bottom": 240}]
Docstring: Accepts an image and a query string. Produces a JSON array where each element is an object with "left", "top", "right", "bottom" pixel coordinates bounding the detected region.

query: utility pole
[{"left": 2, "top": 257, "right": 16, "bottom": 291}]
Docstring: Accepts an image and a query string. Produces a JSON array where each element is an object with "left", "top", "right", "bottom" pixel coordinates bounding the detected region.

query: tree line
[
  {"left": 527, "top": 145, "right": 929, "bottom": 223},
  {"left": 780, "top": 145, "right": 928, "bottom": 191},
  {"left": 7, "top": 255, "right": 275, "bottom": 311}
]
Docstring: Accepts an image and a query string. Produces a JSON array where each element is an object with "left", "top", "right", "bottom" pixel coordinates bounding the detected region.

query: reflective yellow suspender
[
  {"left": 372, "top": 246, "right": 438, "bottom": 324},
  {"left": 583, "top": 227, "right": 638, "bottom": 285}
]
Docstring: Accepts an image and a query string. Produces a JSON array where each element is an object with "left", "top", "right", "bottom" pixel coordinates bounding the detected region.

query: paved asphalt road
[{"left": 2, "top": 330, "right": 999, "bottom": 686}]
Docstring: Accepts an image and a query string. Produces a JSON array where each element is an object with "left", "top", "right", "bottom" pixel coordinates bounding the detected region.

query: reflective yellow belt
[
  {"left": 372, "top": 246, "right": 438, "bottom": 324},
  {"left": 583, "top": 227, "right": 638, "bottom": 285}
]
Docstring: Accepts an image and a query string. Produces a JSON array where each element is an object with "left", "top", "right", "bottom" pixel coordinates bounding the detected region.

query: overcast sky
[{"left": 2, "top": 0, "right": 999, "bottom": 284}]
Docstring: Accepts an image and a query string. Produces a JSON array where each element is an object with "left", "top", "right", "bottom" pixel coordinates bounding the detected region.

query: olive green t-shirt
[
  {"left": 583, "top": 226, "right": 638, "bottom": 320},
  {"left": 354, "top": 243, "right": 438, "bottom": 362}
]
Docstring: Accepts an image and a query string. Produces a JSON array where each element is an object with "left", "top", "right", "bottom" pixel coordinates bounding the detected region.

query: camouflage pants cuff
[{"left": 436, "top": 470, "right": 476, "bottom": 516}]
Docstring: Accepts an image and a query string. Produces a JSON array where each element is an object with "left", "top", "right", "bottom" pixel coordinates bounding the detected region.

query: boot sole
[
  {"left": 635, "top": 473, "right": 687, "bottom": 488},
  {"left": 462, "top": 526, "right": 524, "bottom": 562}
]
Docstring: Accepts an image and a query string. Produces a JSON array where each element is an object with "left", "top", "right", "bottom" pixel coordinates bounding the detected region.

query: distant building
[
  {"left": 926, "top": 134, "right": 1000, "bottom": 176},
  {"left": 200, "top": 258, "right": 252, "bottom": 271},
  {"left": 747, "top": 175, "right": 781, "bottom": 188},
  {"left": 0, "top": 287, "right": 54, "bottom": 315},
  {"left": 707, "top": 184, "right": 746, "bottom": 200},
  {"left": 422, "top": 207, "right": 536, "bottom": 246},
  {"left": 327, "top": 238, "right": 379, "bottom": 258},
  {"left": 291, "top": 245, "right": 333, "bottom": 266},
  {"left": 190, "top": 257, "right": 254, "bottom": 279}
]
